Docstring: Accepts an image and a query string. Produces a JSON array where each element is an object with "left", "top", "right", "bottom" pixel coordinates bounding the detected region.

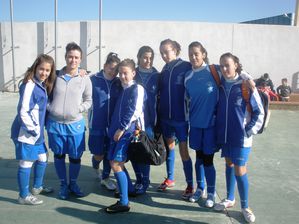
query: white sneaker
[
  {"left": 101, "top": 178, "right": 117, "bottom": 191},
  {"left": 205, "top": 193, "right": 215, "bottom": 208},
  {"left": 189, "top": 188, "right": 205, "bottom": 203},
  {"left": 242, "top": 208, "right": 256, "bottom": 223},
  {"left": 95, "top": 168, "right": 102, "bottom": 180},
  {"left": 31, "top": 186, "right": 54, "bottom": 195},
  {"left": 214, "top": 199, "right": 235, "bottom": 211},
  {"left": 18, "top": 194, "right": 43, "bottom": 205}
]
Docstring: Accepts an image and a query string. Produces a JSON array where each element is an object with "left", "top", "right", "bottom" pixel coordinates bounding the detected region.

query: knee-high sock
[
  {"left": 182, "top": 158, "right": 193, "bottom": 187},
  {"left": 33, "top": 161, "right": 47, "bottom": 188},
  {"left": 69, "top": 160, "right": 81, "bottom": 185},
  {"left": 54, "top": 157, "right": 67, "bottom": 186},
  {"left": 123, "top": 168, "right": 134, "bottom": 192},
  {"left": 114, "top": 171, "right": 129, "bottom": 205},
  {"left": 195, "top": 158, "right": 205, "bottom": 190},
  {"left": 92, "top": 156, "right": 100, "bottom": 169},
  {"left": 166, "top": 149, "right": 175, "bottom": 180},
  {"left": 102, "top": 157, "right": 111, "bottom": 180},
  {"left": 236, "top": 173, "right": 249, "bottom": 208},
  {"left": 131, "top": 161, "right": 142, "bottom": 184},
  {"left": 17, "top": 166, "right": 31, "bottom": 198},
  {"left": 226, "top": 165, "right": 236, "bottom": 201},
  {"left": 204, "top": 165, "right": 216, "bottom": 194}
]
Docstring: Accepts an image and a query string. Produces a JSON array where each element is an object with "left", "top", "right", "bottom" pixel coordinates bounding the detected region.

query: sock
[
  {"left": 17, "top": 166, "right": 31, "bottom": 198},
  {"left": 166, "top": 149, "right": 175, "bottom": 181},
  {"left": 102, "top": 157, "right": 111, "bottom": 180},
  {"left": 226, "top": 164, "right": 236, "bottom": 201},
  {"left": 69, "top": 160, "right": 81, "bottom": 185},
  {"left": 204, "top": 165, "right": 216, "bottom": 195},
  {"left": 182, "top": 158, "right": 193, "bottom": 187},
  {"left": 236, "top": 173, "right": 249, "bottom": 209},
  {"left": 195, "top": 158, "right": 205, "bottom": 190},
  {"left": 54, "top": 157, "right": 67, "bottom": 186},
  {"left": 33, "top": 161, "right": 47, "bottom": 189},
  {"left": 92, "top": 156, "right": 100, "bottom": 170},
  {"left": 114, "top": 171, "right": 129, "bottom": 205},
  {"left": 131, "top": 161, "right": 142, "bottom": 184},
  {"left": 140, "top": 164, "right": 150, "bottom": 188},
  {"left": 123, "top": 168, "right": 134, "bottom": 192}
]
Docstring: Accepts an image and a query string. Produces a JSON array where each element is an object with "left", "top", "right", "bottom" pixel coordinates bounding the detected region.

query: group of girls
[{"left": 11, "top": 39, "right": 264, "bottom": 223}]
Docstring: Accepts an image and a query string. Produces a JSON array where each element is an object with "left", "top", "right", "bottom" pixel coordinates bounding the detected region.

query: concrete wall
[{"left": 1, "top": 20, "right": 299, "bottom": 92}]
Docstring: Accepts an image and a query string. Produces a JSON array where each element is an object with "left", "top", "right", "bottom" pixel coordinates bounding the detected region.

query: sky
[{"left": 0, "top": 0, "right": 296, "bottom": 23}]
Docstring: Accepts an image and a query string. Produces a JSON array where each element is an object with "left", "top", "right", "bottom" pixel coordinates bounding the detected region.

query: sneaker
[
  {"left": 214, "top": 199, "right": 235, "bottom": 211},
  {"left": 95, "top": 168, "right": 102, "bottom": 181},
  {"left": 69, "top": 183, "right": 84, "bottom": 197},
  {"left": 134, "top": 183, "right": 143, "bottom": 191},
  {"left": 189, "top": 188, "right": 205, "bottom": 203},
  {"left": 18, "top": 194, "right": 43, "bottom": 205},
  {"left": 157, "top": 178, "right": 175, "bottom": 191},
  {"left": 205, "top": 193, "right": 215, "bottom": 208},
  {"left": 242, "top": 208, "right": 256, "bottom": 223},
  {"left": 105, "top": 201, "right": 130, "bottom": 214},
  {"left": 114, "top": 189, "right": 137, "bottom": 198},
  {"left": 31, "top": 186, "right": 54, "bottom": 195},
  {"left": 101, "top": 178, "right": 117, "bottom": 191},
  {"left": 182, "top": 186, "right": 193, "bottom": 200},
  {"left": 58, "top": 184, "right": 69, "bottom": 200}
]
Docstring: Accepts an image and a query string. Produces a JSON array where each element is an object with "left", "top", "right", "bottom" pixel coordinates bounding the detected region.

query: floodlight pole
[
  {"left": 9, "top": 0, "right": 16, "bottom": 92},
  {"left": 99, "top": 0, "right": 102, "bottom": 70},
  {"left": 54, "top": 0, "right": 58, "bottom": 64}
]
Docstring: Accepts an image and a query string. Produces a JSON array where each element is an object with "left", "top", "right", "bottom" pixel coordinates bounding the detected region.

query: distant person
[
  {"left": 276, "top": 78, "right": 292, "bottom": 101},
  {"left": 46, "top": 42, "right": 92, "bottom": 200},
  {"left": 214, "top": 52, "right": 264, "bottom": 223},
  {"left": 157, "top": 39, "right": 192, "bottom": 198},
  {"left": 256, "top": 73, "right": 275, "bottom": 92},
  {"left": 105, "top": 59, "right": 146, "bottom": 213},
  {"left": 88, "top": 52, "right": 121, "bottom": 191},
  {"left": 132, "top": 46, "right": 160, "bottom": 195},
  {"left": 11, "top": 54, "right": 56, "bottom": 205},
  {"left": 258, "top": 80, "right": 279, "bottom": 101}
]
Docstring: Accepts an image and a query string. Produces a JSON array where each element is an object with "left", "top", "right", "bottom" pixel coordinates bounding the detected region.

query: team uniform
[
  {"left": 88, "top": 70, "right": 122, "bottom": 185},
  {"left": 184, "top": 63, "right": 219, "bottom": 204},
  {"left": 108, "top": 80, "right": 145, "bottom": 207},
  {"left": 11, "top": 78, "right": 49, "bottom": 204},
  {"left": 132, "top": 67, "right": 160, "bottom": 194},
  {"left": 215, "top": 74, "right": 264, "bottom": 218},
  {"left": 46, "top": 69, "right": 92, "bottom": 199},
  {"left": 158, "top": 58, "right": 192, "bottom": 189}
]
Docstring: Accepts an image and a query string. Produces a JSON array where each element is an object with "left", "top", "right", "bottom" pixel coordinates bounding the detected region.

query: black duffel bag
[{"left": 128, "top": 130, "right": 166, "bottom": 166}]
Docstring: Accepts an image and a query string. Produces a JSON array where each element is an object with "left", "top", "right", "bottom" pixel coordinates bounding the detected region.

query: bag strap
[
  {"left": 241, "top": 80, "right": 252, "bottom": 113},
  {"left": 209, "top": 64, "right": 221, "bottom": 86}
]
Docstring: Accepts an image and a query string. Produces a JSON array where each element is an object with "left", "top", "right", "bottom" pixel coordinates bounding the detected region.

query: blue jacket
[
  {"left": 135, "top": 67, "right": 160, "bottom": 128},
  {"left": 11, "top": 78, "right": 48, "bottom": 145},
  {"left": 108, "top": 81, "right": 146, "bottom": 138},
  {"left": 216, "top": 76, "right": 264, "bottom": 148},
  {"left": 159, "top": 58, "right": 192, "bottom": 122},
  {"left": 88, "top": 71, "right": 122, "bottom": 135}
]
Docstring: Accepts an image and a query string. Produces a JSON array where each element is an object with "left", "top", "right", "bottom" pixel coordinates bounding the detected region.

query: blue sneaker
[
  {"left": 59, "top": 184, "right": 69, "bottom": 200},
  {"left": 69, "top": 183, "right": 84, "bottom": 197}
]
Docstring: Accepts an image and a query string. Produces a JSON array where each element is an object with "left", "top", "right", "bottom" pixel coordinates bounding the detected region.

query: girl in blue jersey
[
  {"left": 132, "top": 46, "right": 160, "bottom": 194},
  {"left": 46, "top": 42, "right": 92, "bottom": 200},
  {"left": 88, "top": 52, "right": 121, "bottom": 191},
  {"left": 185, "top": 41, "right": 218, "bottom": 206},
  {"left": 105, "top": 59, "right": 146, "bottom": 213},
  {"left": 11, "top": 54, "right": 56, "bottom": 205},
  {"left": 214, "top": 53, "right": 264, "bottom": 223},
  {"left": 158, "top": 39, "right": 193, "bottom": 200}
]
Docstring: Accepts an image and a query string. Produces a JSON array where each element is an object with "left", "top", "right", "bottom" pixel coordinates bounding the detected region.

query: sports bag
[{"left": 128, "top": 130, "right": 166, "bottom": 166}]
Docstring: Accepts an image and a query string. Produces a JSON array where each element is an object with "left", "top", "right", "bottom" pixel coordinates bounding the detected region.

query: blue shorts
[
  {"left": 189, "top": 126, "right": 217, "bottom": 155},
  {"left": 160, "top": 119, "right": 188, "bottom": 142},
  {"left": 88, "top": 134, "right": 110, "bottom": 156},
  {"left": 107, "top": 131, "right": 132, "bottom": 162},
  {"left": 48, "top": 132, "right": 85, "bottom": 159},
  {"left": 221, "top": 146, "right": 251, "bottom": 166},
  {"left": 14, "top": 140, "right": 47, "bottom": 161}
]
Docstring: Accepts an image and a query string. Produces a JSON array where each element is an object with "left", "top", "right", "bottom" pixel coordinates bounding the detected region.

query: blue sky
[{"left": 0, "top": 0, "right": 296, "bottom": 23}]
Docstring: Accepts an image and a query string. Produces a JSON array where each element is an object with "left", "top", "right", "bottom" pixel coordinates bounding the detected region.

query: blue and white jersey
[
  {"left": 108, "top": 81, "right": 146, "bottom": 138},
  {"left": 11, "top": 78, "right": 48, "bottom": 145},
  {"left": 159, "top": 58, "right": 192, "bottom": 122},
  {"left": 216, "top": 75, "right": 264, "bottom": 148},
  {"left": 88, "top": 70, "right": 122, "bottom": 135},
  {"left": 135, "top": 67, "right": 159, "bottom": 128},
  {"left": 185, "top": 64, "right": 219, "bottom": 128}
]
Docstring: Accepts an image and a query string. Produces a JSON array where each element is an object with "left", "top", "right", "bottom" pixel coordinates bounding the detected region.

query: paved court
[{"left": 0, "top": 92, "right": 298, "bottom": 224}]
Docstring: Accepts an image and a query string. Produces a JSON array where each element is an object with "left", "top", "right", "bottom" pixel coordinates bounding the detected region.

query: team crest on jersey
[
  {"left": 236, "top": 97, "right": 243, "bottom": 107},
  {"left": 77, "top": 124, "right": 81, "bottom": 130},
  {"left": 207, "top": 82, "right": 214, "bottom": 93}
]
